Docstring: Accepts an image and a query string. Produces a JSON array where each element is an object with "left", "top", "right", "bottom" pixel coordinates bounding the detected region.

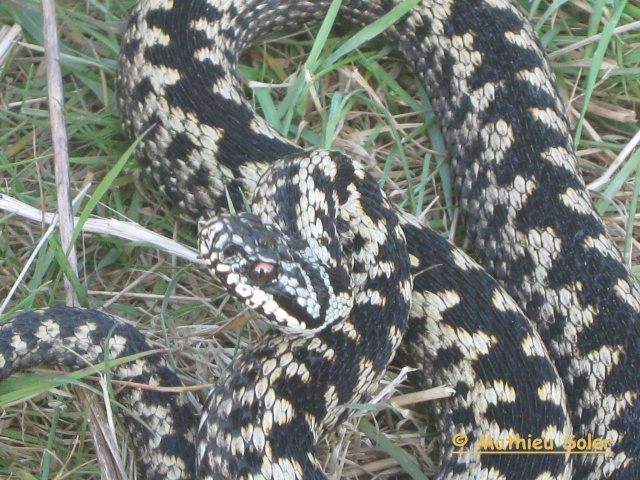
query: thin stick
[
  {"left": 42, "top": 0, "right": 78, "bottom": 306},
  {"left": 40, "top": 1, "right": 120, "bottom": 478}
]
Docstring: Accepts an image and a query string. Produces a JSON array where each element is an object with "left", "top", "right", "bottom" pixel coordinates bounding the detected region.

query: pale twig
[
  {"left": 0, "top": 194, "right": 200, "bottom": 264},
  {"left": 42, "top": 0, "right": 78, "bottom": 306},
  {"left": 0, "top": 24, "right": 21, "bottom": 68},
  {"left": 587, "top": 127, "right": 640, "bottom": 192},
  {"left": 40, "top": 0, "right": 119, "bottom": 477},
  {"left": 548, "top": 21, "right": 640, "bottom": 60}
]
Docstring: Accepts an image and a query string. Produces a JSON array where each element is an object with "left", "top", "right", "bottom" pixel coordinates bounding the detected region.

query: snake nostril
[
  {"left": 221, "top": 245, "right": 242, "bottom": 260},
  {"left": 249, "top": 261, "right": 278, "bottom": 284}
]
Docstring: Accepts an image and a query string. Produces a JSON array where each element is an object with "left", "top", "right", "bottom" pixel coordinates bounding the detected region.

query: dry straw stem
[
  {"left": 40, "top": 0, "right": 120, "bottom": 478},
  {"left": 0, "top": 24, "right": 21, "bottom": 66},
  {"left": 41, "top": 0, "right": 78, "bottom": 306},
  {"left": 0, "top": 194, "right": 200, "bottom": 266}
]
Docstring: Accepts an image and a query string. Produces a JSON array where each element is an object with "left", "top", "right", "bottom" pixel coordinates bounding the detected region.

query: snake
[{"left": 1, "top": 0, "right": 639, "bottom": 479}]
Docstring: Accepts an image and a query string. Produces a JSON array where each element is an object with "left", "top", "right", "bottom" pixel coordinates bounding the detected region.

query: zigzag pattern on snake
[{"left": 1, "top": 1, "right": 639, "bottom": 479}]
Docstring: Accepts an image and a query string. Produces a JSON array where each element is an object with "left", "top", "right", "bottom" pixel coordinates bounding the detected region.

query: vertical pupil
[{"left": 251, "top": 261, "right": 276, "bottom": 283}]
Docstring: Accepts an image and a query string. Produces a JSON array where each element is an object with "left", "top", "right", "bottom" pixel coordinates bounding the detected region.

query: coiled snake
[{"left": 2, "top": 0, "right": 639, "bottom": 479}]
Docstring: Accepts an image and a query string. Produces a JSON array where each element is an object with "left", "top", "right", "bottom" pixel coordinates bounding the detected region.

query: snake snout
[{"left": 198, "top": 212, "right": 283, "bottom": 268}]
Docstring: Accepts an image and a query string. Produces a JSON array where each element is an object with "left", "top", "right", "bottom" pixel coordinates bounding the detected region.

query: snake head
[{"left": 198, "top": 212, "right": 353, "bottom": 333}]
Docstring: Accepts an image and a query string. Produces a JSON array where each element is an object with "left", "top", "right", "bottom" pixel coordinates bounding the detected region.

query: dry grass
[{"left": 0, "top": 0, "right": 639, "bottom": 478}]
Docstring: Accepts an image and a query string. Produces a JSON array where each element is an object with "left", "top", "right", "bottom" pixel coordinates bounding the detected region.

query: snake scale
[{"left": 1, "top": 0, "right": 639, "bottom": 479}]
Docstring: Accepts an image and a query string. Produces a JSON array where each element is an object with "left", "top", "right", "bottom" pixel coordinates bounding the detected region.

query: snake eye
[{"left": 250, "top": 261, "right": 278, "bottom": 284}]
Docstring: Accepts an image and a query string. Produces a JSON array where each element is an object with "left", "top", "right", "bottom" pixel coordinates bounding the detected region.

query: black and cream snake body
[{"left": 1, "top": 0, "right": 639, "bottom": 479}]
